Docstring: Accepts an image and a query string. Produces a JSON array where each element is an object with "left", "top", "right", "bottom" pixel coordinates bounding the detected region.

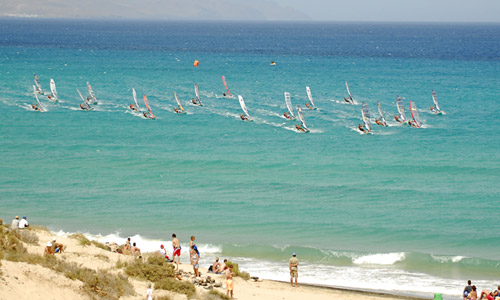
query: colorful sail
[
  {"left": 49, "top": 79, "right": 58, "bottom": 101},
  {"left": 143, "top": 95, "right": 155, "bottom": 119},
  {"left": 361, "top": 102, "right": 371, "bottom": 132},
  {"left": 34, "top": 74, "right": 43, "bottom": 94},
  {"left": 238, "top": 95, "right": 250, "bottom": 118},
  {"left": 396, "top": 96, "right": 406, "bottom": 122},
  {"left": 174, "top": 91, "right": 185, "bottom": 113},
  {"left": 222, "top": 75, "right": 232, "bottom": 97},
  {"left": 410, "top": 101, "right": 422, "bottom": 128},
  {"left": 432, "top": 90, "right": 441, "bottom": 112},
  {"left": 306, "top": 86, "right": 315, "bottom": 107},
  {"left": 284, "top": 92, "right": 295, "bottom": 118},
  {"left": 297, "top": 105, "right": 309, "bottom": 131},
  {"left": 377, "top": 101, "right": 387, "bottom": 125},
  {"left": 194, "top": 83, "right": 202, "bottom": 106}
]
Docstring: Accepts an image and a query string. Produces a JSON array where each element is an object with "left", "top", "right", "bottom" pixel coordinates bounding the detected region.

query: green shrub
[
  {"left": 91, "top": 240, "right": 109, "bottom": 251},
  {"left": 205, "top": 289, "right": 231, "bottom": 300},
  {"left": 156, "top": 296, "right": 172, "bottom": 300},
  {"left": 155, "top": 277, "right": 196, "bottom": 299},
  {"left": 125, "top": 254, "right": 174, "bottom": 282},
  {"left": 13, "top": 229, "right": 39, "bottom": 245},
  {"left": 70, "top": 233, "right": 91, "bottom": 246},
  {"left": 225, "top": 261, "right": 250, "bottom": 280}
]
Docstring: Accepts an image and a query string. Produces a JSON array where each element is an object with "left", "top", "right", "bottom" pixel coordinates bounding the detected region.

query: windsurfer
[
  {"left": 129, "top": 104, "right": 138, "bottom": 111},
  {"left": 344, "top": 97, "right": 353, "bottom": 104},
  {"left": 296, "top": 124, "right": 307, "bottom": 132},
  {"left": 408, "top": 120, "right": 418, "bottom": 128},
  {"left": 394, "top": 114, "right": 402, "bottom": 123},
  {"left": 270, "top": 61, "right": 276, "bottom": 66},
  {"left": 284, "top": 112, "right": 293, "bottom": 119},
  {"left": 31, "top": 104, "right": 40, "bottom": 111},
  {"left": 358, "top": 124, "right": 368, "bottom": 133},
  {"left": 80, "top": 103, "right": 90, "bottom": 110},
  {"left": 430, "top": 105, "right": 440, "bottom": 113},
  {"left": 305, "top": 102, "right": 314, "bottom": 110},
  {"left": 240, "top": 114, "right": 249, "bottom": 121},
  {"left": 222, "top": 92, "right": 227, "bottom": 97},
  {"left": 375, "top": 119, "right": 386, "bottom": 126},
  {"left": 143, "top": 112, "right": 154, "bottom": 119},
  {"left": 174, "top": 107, "right": 183, "bottom": 114}
]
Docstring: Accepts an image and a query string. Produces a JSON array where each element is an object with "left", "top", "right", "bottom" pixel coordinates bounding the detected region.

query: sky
[{"left": 1, "top": 0, "right": 499, "bottom": 22}]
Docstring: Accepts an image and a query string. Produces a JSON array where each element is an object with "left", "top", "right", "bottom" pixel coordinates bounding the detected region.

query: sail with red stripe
[
  {"left": 143, "top": 95, "right": 156, "bottom": 119},
  {"left": 222, "top": 75, "right": 232, "bottom": 97}
]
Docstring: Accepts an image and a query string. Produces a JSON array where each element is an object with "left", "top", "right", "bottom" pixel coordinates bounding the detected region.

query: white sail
[
  {"left": 77, "top": 88, "right": 91, "bottom": 109},
  {"left": 361, "top": 102, "right": 371, "bottom": 132},
  {"left": 34, "top": 74, "right": 43, "bottom": 94},
  {"left": 238, "top": 95, "right": 250, "bottom": 118},
  {"left": 194, "top": 83, "right": 202, "bottom": 105},
  {"left": 284, "top": 92, "right": 295, "bottom": 118},
  {"left": 410, "top": 101, "right": 422, "bottom": 128},
  {"left": 306, "top": 86, "right": 315, "bottom": 107},
  {"left": 345, "top": 81, "right": 352, "bottom": 98},
  {"left": 377, "top": 101, "right": 387, "bottom": 124},
  {"left": 33, "top": 85, "right": 44, "bottom": 111},
  {"left": 297, "top": 105, "right": 309, "bottom": 130},
  {"left": 49, "top": 79, "right": 58, "bottom": 100},
  {"left": 432, "top": 90, "right": 441, "bottom": 111},
  {"left": 132, "top": 88, "right": 140, "bottom": 109},
  {"left": 396, "top": 97, "right": 406, "bottom": 122},
  {"left": 86, "top": 81, "right": 97, "bottom": 102}
]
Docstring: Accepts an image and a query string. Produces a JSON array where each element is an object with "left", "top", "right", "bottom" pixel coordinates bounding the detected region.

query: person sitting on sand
[
  {"left": 190, "top": 245, "right": 200, "bottom": 277},
  {"left": 467, "top": 286, "right": 478, "bottom": 300},
  {"left": 44, "top": 241, "right": 54, "bottom": 255},
  {"left": 217, "top": 259, "right": 227, "bottom": 273},
  {"left": 18, "top": 216, "right": 29, "bottom": 229},
  {"left": 225, "top": 264, "right": 235, "bottom": 298},
  {"left": 131, "top": 242, "right": 141, "bottom": 256},
  {"left": 284, "top": 112, "right": 293, "bottom": 119},
  {"left": 210, "top": 257, "right": 221, "bottom": 274},
  {"left": 480, "top": 290, "right": 494, "bottom": 300},
  {"left": 11, "top": 216, "right": 19, "bottom": 230},
  {"left": 51, "top": 238, "right": 64, "bottom": 253}
]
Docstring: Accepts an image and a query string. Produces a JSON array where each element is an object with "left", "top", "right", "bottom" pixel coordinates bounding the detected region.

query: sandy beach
[{"left": 0, "top": 226, "right": 430, "bottom": 300}]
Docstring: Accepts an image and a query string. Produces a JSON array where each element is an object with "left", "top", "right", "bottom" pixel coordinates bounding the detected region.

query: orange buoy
[{"left": 194, "top": 60, "right": 199, "bottom": 67}]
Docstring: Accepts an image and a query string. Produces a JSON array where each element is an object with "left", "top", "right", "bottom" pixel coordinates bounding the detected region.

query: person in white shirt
[
  {"left": 18, "top": 216, "right": 29, "bottom": 229},
  {"left": 11, "top": 216, "right": 19, "bottom": 230}
]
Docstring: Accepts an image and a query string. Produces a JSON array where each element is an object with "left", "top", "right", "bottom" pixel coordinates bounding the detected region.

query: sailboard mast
[
  {"left": 174, "top": 91, "right": 185, "bottom": 112},
  {"left": 345, "top": 81, "right": 353, "bottom": 101},
  {"left": 33, "top": 85, "right": 44, "bottom": 111},
  {"left": 284, "top": 92, "right": 295, "bottom": 118},
  {"left": 306, "top": 86, "right": 315, "bottom": 107},
  {"left": 34, "top": 74, "right": 43, "bottom": 94},
  {"left": 222, "top": 75, "right": 232, "bottom": 97},
  {"left": 194, "top": 84, "right": 202, "bottom": 105},
  {"left": 238, "top": 95, "right": 250, "bottom": 119},
  {"left": 361, "top": 102, "right": 371, "bottom": 132},
  {"left": 143, "top": 95, "right": 155, "bottom": 119},
  {"left": 49, "top": 79, "right": 58, "bottom": 100},
  {"left": 396, "top": 96, "right": 406, "bottom": 122},
  {"left": 410, "top": 101, "right": 422, "bottom": 128},
  {"left": 297, "top": 105, "right": 309, "bottom": 131},
  {"left": 432, "top": 90, "right": 441, "bottom": 111},
  {"left": 132, "top": 88, "right": 140, "bottom": 109},
  {"left": 377, "top": 101, "right": 387, "bottom": 124},
  {"left": 87, "top": 81, "right": 97, "bottom": 102}
]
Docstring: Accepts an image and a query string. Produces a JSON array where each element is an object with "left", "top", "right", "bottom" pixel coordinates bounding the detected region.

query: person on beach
[
  {"left": 146, "top": 283, "right": 153, "bottom": 300},
  {"left": 210, "top": 257, "right": 221, "bottom": 274},
  {"left": 44, "top": 241, "right": 54, "bottom": 255},
  {"left": 51, "top": 238, "right": 64, "bottom": 253},
  {"left": 480, "top": 289, "right": 495, "bottom": 300},
  {"left": 464, "top": 280, "right": 473, "bottom": 299},
  {"left": 491, "top": 286, "right": 500, "bottom": 299},
  {"left": 131, "top": 242, "right": 141, "bottom": 256},
  {"left": 160, "top": 244, "right": 173, "bottom": 262},
  {"left": 190, "top": 236, "right": 196, "bottom": 248},
  {"left": 18, "top": 216, "right": 29, "bottom": 229},
  {"left": 11, "top": 216, "right": 19, "bottom": 230},
  {"left": 190, "top": 245, "right": 200, "bottom": 277},
  {"left": 225, "top": 264, "right": 235, "bottom": 298},
  {"left": 289, "top": 252, "right": 299, "bottom": 287},
  {"left": 467, "top": 286, "right": 478, "bottom": 300},
  {"left": 218, "top": 259, "right": 228, "bottom": 273},
  {"left": 172, "top": 233, "right": 181, "bottom": 271}
]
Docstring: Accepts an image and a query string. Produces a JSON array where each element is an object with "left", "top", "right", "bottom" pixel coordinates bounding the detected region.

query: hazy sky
[{"left": 2, "top": 0, "right": 500, "bottom": 22}]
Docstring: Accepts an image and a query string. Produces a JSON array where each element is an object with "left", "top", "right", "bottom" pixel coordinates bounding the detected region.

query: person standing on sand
[
  {"left": 190, "top": 245, "right": 200, "bottom": 277},
  {"left": 190, "top": 235, "right": 196, "bottom": 248},
  {"left": 145, "top": 283, "right": 153, "bottom": 300},
  {"left": 172, "top": 233, "right": 181, "bottom": 271},
  {"left": 225, "top": 264, "right": 235, "bottom": 298},
  {"left": 289, "top": 252, "right": 299, "bottom": 287},
  {"left": 11, "top": 216, "right": 19, "bottom": 230}
]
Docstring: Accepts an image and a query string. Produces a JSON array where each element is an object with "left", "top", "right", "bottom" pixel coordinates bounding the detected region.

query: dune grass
[
  {"left": 205, "top": 289, "right": 231, "bottom": 300},
  {"left": 225, "top": 260, "right": 250, "bottom": 280}
]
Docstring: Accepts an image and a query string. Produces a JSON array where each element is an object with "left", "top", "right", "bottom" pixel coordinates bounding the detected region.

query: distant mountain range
[{"left": 0, "top": 0, "right": 310, "bottom": 21}]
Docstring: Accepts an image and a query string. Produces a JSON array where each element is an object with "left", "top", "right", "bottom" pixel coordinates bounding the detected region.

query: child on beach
[
  {"left": 190, "top": 245, "right": 200, "bottom": 277},
  {"left": 225, "top": 265, "right": 235, "bottom": 298}
]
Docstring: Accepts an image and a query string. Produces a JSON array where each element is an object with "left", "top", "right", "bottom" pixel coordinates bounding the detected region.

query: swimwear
[
  {"left": 173, "top": 247, "right": 181, "bottom": 256},
  {"left": 226, "top": 279, "right": 234, "bottom": 291}
]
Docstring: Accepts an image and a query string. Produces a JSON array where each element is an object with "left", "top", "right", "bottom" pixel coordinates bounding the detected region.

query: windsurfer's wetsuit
[
  {"left": 344, "top": 97, "right": 353, "bottom": 104},
  {"left": 284, "top": 112, "right": 293, "bottom": 119},
  {"left": 240, "top": 115, "right": 249, "bottom": 121},
  {"left": 375, "top": 119, "right": 386, "bottom": 126},
  {"left": 130, "top": 104, "right": 138, "bottom": 111},
  {"left": 305, "top": 102, "right": 314, "bottom": 110},
  {"left": 394, "top": 115, "right": 402, "bottom": 123},
  {"left": 174, "top": 107, "right": 183, "bottom": 114},
  {"left": 32, "top": 104, "right": 40, "bottom": 111}
]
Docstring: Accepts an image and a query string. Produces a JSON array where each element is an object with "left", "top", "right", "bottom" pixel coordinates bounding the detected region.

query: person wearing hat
[
  {"left": 289, "top": 252, "right": 299, "bottom": 287},
  {"left": 18, "top": 216, "right": 29, "bottom": 229},
  {"left": 44, "top": 241, "right": 54, "bottom": 255},
  {"left": 52, "top": 238, "right": 64, "bottom": 253},
  {"left": 11, "top": 216, "right": 20, "bottom": 230}
]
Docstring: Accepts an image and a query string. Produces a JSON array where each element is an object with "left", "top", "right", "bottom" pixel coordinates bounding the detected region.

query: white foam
[{"left": 353, "top": 252, "right": 406, "bottom": 265}]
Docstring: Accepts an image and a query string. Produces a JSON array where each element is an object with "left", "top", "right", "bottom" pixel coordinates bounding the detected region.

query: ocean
[{"left": 1, "top": 18, "right": 499, "bottom": 299}]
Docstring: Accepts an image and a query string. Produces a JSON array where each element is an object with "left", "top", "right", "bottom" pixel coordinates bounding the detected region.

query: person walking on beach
[
  {"left": 11, "top": 216, "right": 19, "bottom": 230},
  {"left": 289, "top": 252, "right": 299, "bottom": 287},
  {"left": 225, "top": 264, "right": 235, "bottom": 298},
  {"left": 172, "top": 233, "right": 181, "bottom": 271}
]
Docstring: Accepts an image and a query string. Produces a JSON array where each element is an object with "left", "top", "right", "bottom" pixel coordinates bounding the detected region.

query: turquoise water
[{"left": 1, "top": 19, "right": 499, "bottom": 298}]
